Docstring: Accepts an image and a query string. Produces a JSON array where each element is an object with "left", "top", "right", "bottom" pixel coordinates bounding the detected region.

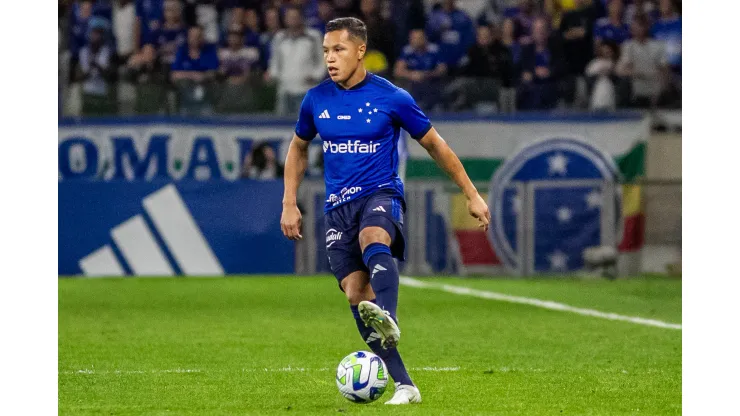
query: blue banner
[{"left": 59, "top": 180, "right": 294, "bottom": 276}]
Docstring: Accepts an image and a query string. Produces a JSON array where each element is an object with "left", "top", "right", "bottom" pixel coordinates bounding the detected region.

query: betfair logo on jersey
[{"left": 323, "top": 140, "right": 380, "bottom": 154}]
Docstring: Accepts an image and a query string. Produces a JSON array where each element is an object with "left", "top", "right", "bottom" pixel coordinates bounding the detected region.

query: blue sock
[
  {"left": 362, "top": 243, "right": 399, "bottom": 322},
  {"left": 350, "top": 301, "right": 413, "bottom": 386}
]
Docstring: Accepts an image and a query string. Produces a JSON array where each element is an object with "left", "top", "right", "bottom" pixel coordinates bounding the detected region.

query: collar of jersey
[{"left": 334, "top": 71, "right": 373, "bottom": 91}]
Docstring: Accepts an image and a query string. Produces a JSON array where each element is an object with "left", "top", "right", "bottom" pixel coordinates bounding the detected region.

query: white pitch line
[
  {"left": 60, "top": 367, "right": 462, "bottom": 375},
  {"left": 400, "top": 277, "right": 682, "bottom": 330}
]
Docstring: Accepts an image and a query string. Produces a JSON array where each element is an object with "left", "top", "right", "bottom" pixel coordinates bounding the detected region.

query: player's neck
[{"left": 337, "top": 67, "right": 368, "bottom": 90}]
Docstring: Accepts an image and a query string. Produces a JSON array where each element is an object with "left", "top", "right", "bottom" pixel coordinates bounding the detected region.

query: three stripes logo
[
  {"left": 318, "top": 109, "right": 331, "bottom": 119},
  {"left": 78, "top": 184, "right": 224, "bottom": 277},
  {"left": 372, "top": 206, "right": 386, "bottom": 213},
  {"left": 371, "top": 264, "right": 387, "bottom": 280}
]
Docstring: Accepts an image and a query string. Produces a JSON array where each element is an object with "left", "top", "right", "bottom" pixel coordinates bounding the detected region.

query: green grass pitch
[{"left": 59, "top": 276, "right": 681, "bottom": 415}]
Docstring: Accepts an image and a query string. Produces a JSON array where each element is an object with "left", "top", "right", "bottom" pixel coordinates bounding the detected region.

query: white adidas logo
[
  {"left": 318, "top": 109, "right": 330, "bottom": 119},
  {"left": 365, "top": 332, "right": 381, "bottom": 343},
  {"left": 78, "top": 184, "right": 224, "bottom": 277},
  {"left": 372, "top": 206, "right": 386, "bottom": 213},
  {"left": 371, "top": 264, "right": 387, "bottom": 279}
]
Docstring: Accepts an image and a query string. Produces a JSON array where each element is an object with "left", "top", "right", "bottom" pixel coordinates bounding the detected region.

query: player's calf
[{"left": 360, "top": 238, "right": 400, "bottom": 324}]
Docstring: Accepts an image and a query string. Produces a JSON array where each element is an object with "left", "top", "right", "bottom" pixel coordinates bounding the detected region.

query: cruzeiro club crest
[{"left": 487, "top": 137, "right": 623, "bottom": 274}]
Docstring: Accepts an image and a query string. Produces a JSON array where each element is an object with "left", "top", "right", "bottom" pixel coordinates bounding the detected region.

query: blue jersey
[
  {"left": 400, "top": 44, "right": 442, "bottom": 71},
  {"left": 171, "top": 44, "right": 219, "bottom": 72},
  {"left": 295, "top": 73, "right": 432, "bottom": 212},
  {"left": 651, "top": 17, "right": 682, "bottom": 69},
  {"left": 426, "top": 9, "right": 476, "bottom": 68},
  {"left": 594, "top": 18, "right": 630, "bottom": 44}
]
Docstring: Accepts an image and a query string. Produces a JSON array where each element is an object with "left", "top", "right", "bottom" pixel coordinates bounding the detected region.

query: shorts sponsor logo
[{"left": 326, "top": 228, "right": 342, "bottom": 248}]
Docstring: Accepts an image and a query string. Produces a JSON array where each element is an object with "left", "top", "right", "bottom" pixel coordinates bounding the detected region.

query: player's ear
[{"left": 357, "top": 43, "right": 366, "bottom": 60}]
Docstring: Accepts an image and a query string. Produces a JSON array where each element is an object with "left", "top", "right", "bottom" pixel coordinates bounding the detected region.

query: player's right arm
[
  {"left": 281, "top": 135, "right": 310, "bottom": 241},
  {"left": 281, "top": 91, "right": 318, "bottom": 241}
]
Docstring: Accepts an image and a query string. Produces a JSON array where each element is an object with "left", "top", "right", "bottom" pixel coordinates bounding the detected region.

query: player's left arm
[{"left": 418, "top": 128, "right": 491, "bottom": 231}]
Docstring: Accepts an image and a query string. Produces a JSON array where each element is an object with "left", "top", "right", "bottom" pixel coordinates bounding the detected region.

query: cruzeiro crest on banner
[{"left": 487, "top": 137, "right": 622, "bottom": 274}]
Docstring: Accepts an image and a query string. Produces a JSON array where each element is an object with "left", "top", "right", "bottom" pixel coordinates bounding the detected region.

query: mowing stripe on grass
[{"left": 400, "top": 277, "right": 682, "bottom": 330}]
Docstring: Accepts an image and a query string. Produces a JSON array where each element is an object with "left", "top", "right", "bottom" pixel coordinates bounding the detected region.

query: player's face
[{"left": 323, "top": 30, "right": 365, "bottom": 82}]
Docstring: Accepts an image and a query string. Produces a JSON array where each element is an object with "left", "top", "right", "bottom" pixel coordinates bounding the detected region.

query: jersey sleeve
[
  {"left": 294, "top": 91, "right": 317, "bottom": 141},
  {"left": 390, "top": 89, "right": 433, "bottom": 141},
  {"left": 202, "top": 45, "right": 220, "bottom": 71},
  {"left": 170, "top": 45, "right": 186, "bottom": 71}
]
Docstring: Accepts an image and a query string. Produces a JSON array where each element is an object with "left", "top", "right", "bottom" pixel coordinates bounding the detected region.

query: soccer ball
[{"left": 335, "top": 351, "right": 388, "bottom": 403}]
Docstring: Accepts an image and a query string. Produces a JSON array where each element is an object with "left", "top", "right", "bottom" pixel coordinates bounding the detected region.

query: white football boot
[
  {"left": 357, "top": 301, "right": 400, "bottom": 349},
  {"left": 385, "top": 383, "right": 422, "bottom": 405}
]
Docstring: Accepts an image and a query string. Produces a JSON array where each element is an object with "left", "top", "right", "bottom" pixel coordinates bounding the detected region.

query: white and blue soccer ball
[{"left": 335, "top": 351, "right": 388, "bottom": 403}]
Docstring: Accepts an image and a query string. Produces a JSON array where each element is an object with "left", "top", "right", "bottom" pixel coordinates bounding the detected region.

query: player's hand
[
  {"left": 467, "top": 193, "right": 491, "bottom": 232},
  {"left": 280, "top": 203, "right": 303, "bottom": 241}
]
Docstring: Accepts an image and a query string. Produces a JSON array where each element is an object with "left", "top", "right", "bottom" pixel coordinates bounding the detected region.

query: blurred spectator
[
  {"left": 394, "top": 29, "right": 447, "bottom": 111},
  {"left": 219, "top": 7, "right": 260, "bottom": 47},
  {"left": 651, "top": 0, "right": 681, "bottom": 73},
  {"left": 242, "top": 8, "right": 262, "bottom": 48},
  {"left": 500, "top": 18, "right": 522, "bottom": 112},
  {"left": 585, "top": 41, "right": 618, "bottom": 111},
  {"left": 616, "top": 16, "right": 666, "bottom": 108},
  {"left": 508, "top": 0, "right": 536, "bottom": 44},
  {"left": 171, "top": 26, "right": 219, "bottom": 114},
  {"left": 149, "top": 0, "right": 187, "bottom": 65},
  {"left": 517, "top": 17, "right": 563, "bottom": 110},
  {"left": 287, "top": 0, "right": 322, "bottom": 31},
  {"left": 361, "top": 0, "right": 396, "bottom": 76},
  {"left": 242, "top": 143, "right": 284, "bottom": 179},
  {"left": 76, "top": 19, "right": 117, "bottom": 115},
  {"left": 266, "top": 6, "right": 324, "bottom": 116},
  {"left": 334, "top": 0, "right": 362, "bottom": 19},
  {"left": 559, "top": 0, "right": 597, "bottom": 107},
  {"left": 624, "top": 0, "right": 658, "bottom": 26},
  {"left": 501, "top": 18, "right": 523, "bottom": 67},
  {"left": 128, "top": 0, "right": 186, "bottom": 81},
  {"left": 69, "top": 0, "right": 95, "bottom": 68},
  {"left": 313, "top": 0, "right": 336, "bottom": 34},
  {"left": 259, "top": 7, "right": 283, "bottom": 72},
  {"left": 594, "top": 0, "right": 630, "bottom": 47},
  {"left": 445, "top": 24, "right": 514, "bottom": 111},
  {"left": 425, "top": 0, "right": 476, "bottom": 75},
  {"left": 651, "top": 0, "right": 681, "bottom": 107},
  {"left": 476, "top": 0, "right": 519, "bottom": 27},
  {"left": 544, "top": 0, "right": 579, "bottom": 29},
  {"left": 219, "top": 29, "right": 260, "bottom": 84},
  {"left": 183, "top": 1, "right": 219, "bottom": 44},
  {"left": 135, "top": 0, "right": 165, "bottom": 52},
  {"left": 113, "top": 0, "right": 137, "bottom": 62},
  {"left": 219, "top": 0, "right": 261, "bottom": 30}
]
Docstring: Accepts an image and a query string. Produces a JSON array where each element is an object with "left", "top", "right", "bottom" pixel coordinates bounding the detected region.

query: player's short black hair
[{"left": 325, "top": 17, "right": 367, "bottom": 44}]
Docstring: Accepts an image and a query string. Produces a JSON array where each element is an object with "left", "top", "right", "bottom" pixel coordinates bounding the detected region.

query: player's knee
[
  {"left": 344, "top": 282, "right": 369, "bottom": 305},
  {"left": 359, "top": 227, "right": 391, "bottom": 251},
  {"left": 345, "top": 287, "right": 365, "bottom": 305},
  {"left": 342, "top": 272, "right": 370, "bottom": 304}
]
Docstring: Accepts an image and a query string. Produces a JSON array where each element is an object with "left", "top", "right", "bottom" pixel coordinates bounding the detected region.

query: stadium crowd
[{"left": 58, "top": 0, "right": 682, "bottom": 116}]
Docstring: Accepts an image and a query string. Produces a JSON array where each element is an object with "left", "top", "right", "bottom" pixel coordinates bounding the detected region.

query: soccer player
[{"left": 280, "top": 17, "right": 490, "bottom": 405}]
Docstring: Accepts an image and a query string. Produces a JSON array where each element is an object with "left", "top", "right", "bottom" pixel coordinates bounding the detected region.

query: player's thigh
[
  {"left": 325, "top": 206, "right": 366, "bottom": 291},
  {"left": 358, "top": 226, "right": 391, "bottom": 250},
  {"left": 359, "top": 192, "right": 406, "bottom": 257}
]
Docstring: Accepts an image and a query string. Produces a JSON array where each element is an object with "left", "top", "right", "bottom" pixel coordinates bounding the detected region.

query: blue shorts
[{"left": 324, "top": 189, "right": 406, "bottom": 287}]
